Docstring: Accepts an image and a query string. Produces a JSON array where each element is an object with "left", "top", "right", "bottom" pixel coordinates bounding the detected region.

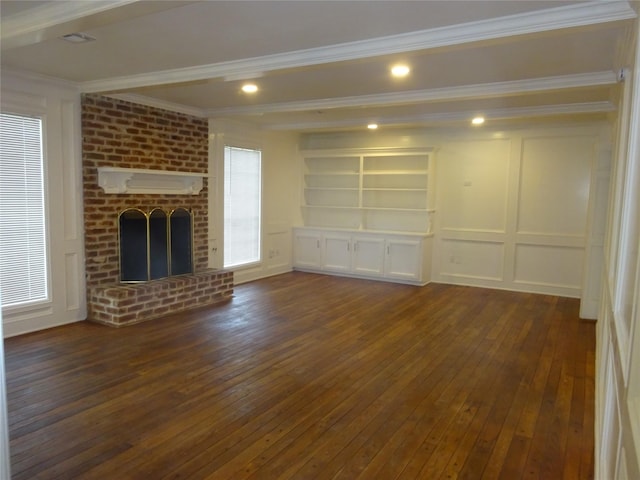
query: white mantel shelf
[{"left": 97, "top": 167, "right": 205, "bottom": 195}]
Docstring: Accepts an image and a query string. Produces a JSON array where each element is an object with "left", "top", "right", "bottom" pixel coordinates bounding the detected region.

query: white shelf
[
  {"left": 305, "top": 187, "right": 359, "bottom": 191},
  {"left": 301, "top": 149, "right": 434, "bottom": 233},
  {"left": 302, "top": 205, "right": 360, "bottom": 210},
  {"left": 363, "top": 170, "right": 429, "bottom": 175},
  {"left": 97, "top": 167, "right": 205, "bottom": 195},
  {"left": 361, "top": 206, "right": 428, "bottom": 212},
  {"left": 363, "top": 188, "right": 427, "bottom": 192},
  {"left": 305, "top": 172, "right": 359, "bottom": 176}
]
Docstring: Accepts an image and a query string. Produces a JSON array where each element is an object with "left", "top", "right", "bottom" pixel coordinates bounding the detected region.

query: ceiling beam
[
  {"left": 106, "top": 71, "right": 618, "bottom": 129},
  {"left": 205, "top": 71, "right": 618, "bottom": 116},
  {"left": 80, "top": 0, "right": 636, "bottom": 94},
  {"left": 268, "top": 102, "right": 616, "bottom": 131}
]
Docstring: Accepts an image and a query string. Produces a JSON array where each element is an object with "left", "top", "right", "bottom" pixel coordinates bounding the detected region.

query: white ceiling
[{"left": 1, "top": 0, "right": 638, "bottom": 131}]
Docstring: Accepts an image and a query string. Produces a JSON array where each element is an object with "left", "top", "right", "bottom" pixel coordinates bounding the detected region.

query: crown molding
[
  {"left": 206, "top": 71, "right": 617, "bottom": 116},
  {"left": 0, "top": 68, "right": 80, "bottom": 93},
  {"left": 266, "top": 102, "right": 616, "bottom": 131},
  {"left": 105, "top": 93, "right": 206, "bottom": 118},
  {"left": 614, "top": 18, "right": 638, "bottom": 68},
  {"left": 80, "top": 1, "right": 637, "bottom": 94}
]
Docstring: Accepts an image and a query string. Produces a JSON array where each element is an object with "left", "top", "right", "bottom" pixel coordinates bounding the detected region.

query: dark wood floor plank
[
  {"left": 84, "top": 279, "right": 430, "bottom": 479},
  {"left": 166, "top": 316, "right": 424, "bottom": 477},
  {"left": 4, "top": 272, "right": 595, "bottom": 479},
  {"left": 242, "top": 325, "right": 440, "bottom": 479},
  {"left": 399, "top": 299, "right": 526, "bottom": 479},
  {"left": 282, "top": 304, "right": 469, "bottom": 479},
  {"left": 439, "top": 304, "right": 525, "bottom": 479},
  {"left": 474, "top": 298, "right": 547, "bottom": 479},
  {"left": 328, "top": 302, "right": 503, "bottom": 479},
  {"left": 454, "top": 301, "right": 524, "bottom": 479}
]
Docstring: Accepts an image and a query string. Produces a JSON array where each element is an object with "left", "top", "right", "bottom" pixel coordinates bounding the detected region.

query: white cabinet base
[
  {"left": 353, "top": 236, "right": 385, "bottom": 277},
  {"left": 293, "top": 231, "right": 322, "bottom": 269},
  {"left": 293, "top": 227, "right": 432, "bottom": 286}
]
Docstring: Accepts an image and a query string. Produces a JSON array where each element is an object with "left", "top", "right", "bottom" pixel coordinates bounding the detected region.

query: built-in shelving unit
[{"left": 301, "top": 149, "right": 434, "bottom": 233}]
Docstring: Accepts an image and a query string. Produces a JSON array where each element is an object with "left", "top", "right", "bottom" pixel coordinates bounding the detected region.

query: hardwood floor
[{"left": 5, "top": 272, "right": 595, "bottom": 479}]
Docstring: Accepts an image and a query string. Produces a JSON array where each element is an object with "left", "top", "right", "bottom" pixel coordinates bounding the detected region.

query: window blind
[
  {"left": 223, "top": 146, "right": 261, "bottom": 268},
  {"left": 0, "top": 112, "right": 48, "bottom": 307}
]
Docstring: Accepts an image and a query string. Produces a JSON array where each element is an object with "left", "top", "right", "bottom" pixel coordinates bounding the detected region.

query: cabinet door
[
  {"left": 322, "top": 234, "right": 352, "bottom": 272},
  {"left": 293, "top": 231, "right": 322, "bottom": 269},
  {"left": 385, "top": 239, "right": 422, "bottom": 281},
  {"left": 353, "top": 236, "right": 385, "bottom": 277}
]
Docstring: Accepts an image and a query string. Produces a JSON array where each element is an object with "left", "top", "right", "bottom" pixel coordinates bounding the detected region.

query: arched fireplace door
[{"left": 118, "top": 207, "right": 193, "bottom": 282}]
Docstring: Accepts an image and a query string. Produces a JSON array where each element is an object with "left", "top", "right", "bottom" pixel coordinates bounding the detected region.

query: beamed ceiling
[{"left": 1, "top": 0, "right": 638, "bottom": 131}]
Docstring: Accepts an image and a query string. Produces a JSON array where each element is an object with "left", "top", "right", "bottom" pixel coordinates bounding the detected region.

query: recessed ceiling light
[
  {"left": 241, "top": 84, "right": 258, "bottom": 93},
  {"left": 391, "top": 64, "right": 410, "bottom": 77},
  {"left": 367, "top": 123, "right": 378, "bottom": 130},
  {"left": 61, "top": 32, "right": 96, "bottom": 43},
  {"left": 471, "top": 116, "right": 485, "bottom": 126}
]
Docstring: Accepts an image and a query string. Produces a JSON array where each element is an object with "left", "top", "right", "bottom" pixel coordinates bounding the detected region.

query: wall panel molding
[
  {"left": 515, "top": 232, "right": 586, "bottom": 247},
  {"left": 433, "top": 124, "right": 606, "bottom": 300}
]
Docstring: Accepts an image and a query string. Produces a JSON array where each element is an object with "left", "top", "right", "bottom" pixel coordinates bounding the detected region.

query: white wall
[
  {"left": 261, "top": 130, "right": 302, "bottom": 278},
  {"left": 1, "top": 71, "right": 86, "bottom": 338},
  {"left": 432, "top": 126, "right": 610, "bottom": 309},
  {"left": 596, "top": 15, "right": 640, "bottom": 479},
  {"left": 208, "top": 119, "right": 299, "bottom": 284}
]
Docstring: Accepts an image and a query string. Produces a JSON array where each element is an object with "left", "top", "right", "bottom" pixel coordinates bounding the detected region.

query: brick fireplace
[{"left": 82, "top": 94, "right": 232, "bottom": 327}]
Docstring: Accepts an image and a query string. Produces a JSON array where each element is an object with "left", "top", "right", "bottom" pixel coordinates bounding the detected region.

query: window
[
  {"left": 223, "top": 146, "right": 261, "bottom": 268},
  {"left": 0, "top": 112, "right": 48, "bottom": 308}
]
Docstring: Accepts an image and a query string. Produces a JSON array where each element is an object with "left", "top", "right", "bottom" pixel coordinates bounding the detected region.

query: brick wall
[{"left": 82, "top": 94, "right": 232, "bottom": 325}]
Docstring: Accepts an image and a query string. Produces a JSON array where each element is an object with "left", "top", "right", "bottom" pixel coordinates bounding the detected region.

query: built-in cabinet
[
  {"left": 296, "top": 148, "right": 434, "bottom": 285},
  {"left": 293, "top": 227, "right": 432, "bottom": 285},
  {"left": 322, "top": 232, "right": 387, "bottom": 277}
]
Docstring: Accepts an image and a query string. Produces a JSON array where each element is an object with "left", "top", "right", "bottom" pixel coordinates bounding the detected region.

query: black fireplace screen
[{"left": 119, "top": 207, "right": 193, "bottom": 282}]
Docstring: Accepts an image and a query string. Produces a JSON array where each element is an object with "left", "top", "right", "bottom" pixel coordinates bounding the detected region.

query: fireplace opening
[
  {"left": 119, "top": 207, "right": 193, "bottom": 282},
  {"left": 170, "top": 208, "right": 193, "bottom": 276},
  {"left": 149, "top": 208, "right": 169, "bottom": 279}
]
